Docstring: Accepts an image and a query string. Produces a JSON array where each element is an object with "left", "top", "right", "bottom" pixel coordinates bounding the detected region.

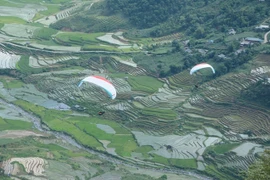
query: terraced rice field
[
  {"left": 113, "top": 56, "right": 137, "bottom": 68},
  {"left": 45, "top": 159, "right": 97, "bottom": 180},
  {"left": 109, "top": 59, "right": 148, "bottom": 76},
  {"left": 2, "top": 157, "right": 47, "bottom": 176},
  {"left": 200, "top": 73, "right": 263, "bottom": 103},
  {"left": 0, "top": 101, "right": 27, "bottom": 121},
  {"left": 153, "top": 32, "right": 182, "bottom": 43},
  {"left": 132, "top": 131, "right": 221, "bottom": 159},
  {"left": 97, "top": 33, "right": 130, "bottom": 46},
  {"left": 134, "top": 85, "right": 188, "bottom": 108},
  {"left": 187, "top": 99, "right": 270, "bottom": 137},
  {"left": 25, "top": 71, "right": 117, "bottom": 111},
  {"left": 231, "top": 142, "right": 263, "bottom": 157},
  {"left": 28, "top": 43, "right": 81, "bottom": 52},
  {"left": 3, "top": 0, "right": 270, "bottom": 179},
  {"left": 180, "top": 65, "right": 270, "bottom": 138},
  {"left": 0, "top": 3, "right": 269, "bottom": 176},
  {"left": 215, "top": 153, "right": 257, "bottom": 171},
  {"left": 36, "top": 2, "right": 91, "bottom": 26},
  {"left": 168, "top": 70, "right": 201, "bottom": 88},
  {"left": 0, "top": 77, "right": 70, "bottom": 110},
  {"left": 1, "top": 24, "right": 40, "bottom": 38},
  {"left": 29, "top": 55, "right": 79, "bottom": 68},
  {"left": 219, "top": 108, "right": 270, "bottom": 136},
  {"left": 0, "top": 50, "right": 20, "bottom": 69},
  {"left": 22, "top": 60, "right": 185, "bottom": 136},
  {"left": 0, "top": 4, "right": 47, "bottom": 22},
  {"left": 90, "top": 15, "right": 131, "bottom": 33}
]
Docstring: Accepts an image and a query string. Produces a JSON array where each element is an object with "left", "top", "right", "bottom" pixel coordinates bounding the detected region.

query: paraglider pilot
[{"left": 98, "top": 111, "right": 105, "bottom": 115}]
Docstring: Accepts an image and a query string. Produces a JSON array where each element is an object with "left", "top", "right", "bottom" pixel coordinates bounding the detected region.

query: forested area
[
  {"left": 106, "top": 0, "right": 183, "bottom": 28},
  {"left": 241, "top": 80, "right": 270, "bottom": 107},
  {"left": 245, "top": 150, "right": 270, "bottom": 180},
  {"left": 49, "top": 0, "right": 268, "bottom": 80},
  {"left": 50, "top": 0, "right": 270, "bottom": 38},
  {"left": 107, "top": 0, "right": 270, "bottom": 37}
]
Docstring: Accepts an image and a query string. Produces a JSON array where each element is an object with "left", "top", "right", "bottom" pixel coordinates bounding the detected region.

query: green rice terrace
[{"left": 0, "top": 0, "right": 270, "bottom": 179}]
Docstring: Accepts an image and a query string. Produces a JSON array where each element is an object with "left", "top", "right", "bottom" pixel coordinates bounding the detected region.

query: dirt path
[
  {"left": 1, "top": 42, "right": 142, "bottom": 54},
  {"left": 0, "top": 130, "right": 44, "bottom": 139}
]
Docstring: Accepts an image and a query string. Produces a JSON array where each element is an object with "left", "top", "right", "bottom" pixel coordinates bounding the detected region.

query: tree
[
  {"left": 194, "top": 27, "right": 205, "bottom": 39},
  {"left": 169, "top": 65, "right": 181, "bottom": 74},
  {"left": 158, "top": 175, "right": 167, "bottom": 180},
  {"left": 172, "top": 40, "right": 180, "bottom": 51},
  {"left": 245, "top": 150, "right": 270, "bottom": 180}
]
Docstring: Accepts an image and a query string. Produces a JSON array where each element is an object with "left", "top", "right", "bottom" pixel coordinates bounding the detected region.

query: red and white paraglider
[
  {"left": 78, "top": 75, "right": 117, "bottom": 115},
  {"left": 78, "top": 75, "right": 117, "bottom": 100}
]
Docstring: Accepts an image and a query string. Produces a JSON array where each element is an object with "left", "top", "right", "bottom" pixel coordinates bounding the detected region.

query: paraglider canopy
[
  {"left": 190, "top": 63, "right": 215, "bottom": 75},
  {"left": 78, "top": 75, "right": 117, "bottom": 99}
]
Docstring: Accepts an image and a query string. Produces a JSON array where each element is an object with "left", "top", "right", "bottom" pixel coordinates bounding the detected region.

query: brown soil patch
[
  {"left": 0, "top": 130, "right": 45, "bottom": 139},
  {"left": 89, "top": 159, "right": 103, "bottom": 164},
  {"left": 46, "top": 152, "right": 54, "bottom": 159}
]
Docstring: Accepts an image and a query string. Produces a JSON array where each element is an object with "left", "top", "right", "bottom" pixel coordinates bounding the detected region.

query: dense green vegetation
[
  {"left": 213, "top": 143, "right": 241, "bottom": 154},
  {"left": 14, "top": 100, "right": 106, "bottom": 151},
  {"left": 16, "top": 56, "right": 44, "bottom": 74},
  {"left": 170, "top": 159, "right": 197, "bottom": 169},
  {"left": 0, "top": 78, "right": 24, "bottom": 89},
  {"left": 106, "top": 0, "right": 183, "bottom": 28},
  {"left": 55, "top": 32, "right": 103, "bottom": 45},
  {"left": 13, "top": 99, "right": 142, "bottom": 156},
  {"left": 50, "top": 1, "right": 132, "bottom": 32},
  {"left": 245, "top": 150, "right": 270, "bottom": 180},
  {"left": 133, "top": 145, "right": 154, "bottom": 158},
  {"left": 33, "top": 27, "right": 58, "bottom": 40},
  {"left": 75, "top": 121, "right": 138, "bottom": 157},
  {"left": 81, "top": 45, "right": 120, "bottom": 51},
  {"left": 206, "top": 143, "right": 242, "bottom": 154},
  {"left": 205, "top": 165, "right": 232, "bottom": 180},
  {"left": 126, "top": 75, "right": 163, "bottom": 93},
  {"left": 0, "top": 16, "right": 26, "bottom": 24},
  {"left": 109, "top": 73, "right": 164, "bottom": 92},
  {"left": 107, "top": 0, "right": 270, "bottom": 37},
  {"left": 140, "top": 108, "right": 177, "bottom": 120},
  {"left": 0, "top": 118, "right": 32, "bottom": 131},
  {"left": 241, "top": 80, "right": 270, "bottom": 107}
]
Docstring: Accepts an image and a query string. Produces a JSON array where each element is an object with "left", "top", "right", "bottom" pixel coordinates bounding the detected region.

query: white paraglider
[
  {"left": 78, "top": 75, "right": 117, "bottom": 99},
  {"left": 190, "top": 63, "right": 215, "bottom": 75}
]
